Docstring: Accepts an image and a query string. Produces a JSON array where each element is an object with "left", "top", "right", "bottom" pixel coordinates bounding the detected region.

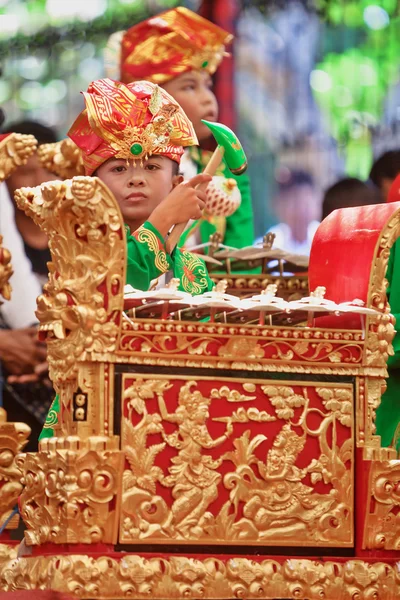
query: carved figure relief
[{"left": 120, "top": 376, "right": 354, "bottom": 547}]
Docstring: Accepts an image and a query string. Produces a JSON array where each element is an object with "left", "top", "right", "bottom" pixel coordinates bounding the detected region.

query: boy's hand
[{"left": 149, "top": 173, "right": 212, "bottom": 238}]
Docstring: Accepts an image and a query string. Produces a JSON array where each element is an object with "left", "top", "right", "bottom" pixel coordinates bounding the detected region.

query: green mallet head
[{"left": 201, "top": 120, "right": 247, "bottom": 175}]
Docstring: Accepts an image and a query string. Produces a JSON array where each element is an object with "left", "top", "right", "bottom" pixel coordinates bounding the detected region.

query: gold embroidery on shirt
[{"left": 135, "top": 227, "right": 170, "bottom": 273}]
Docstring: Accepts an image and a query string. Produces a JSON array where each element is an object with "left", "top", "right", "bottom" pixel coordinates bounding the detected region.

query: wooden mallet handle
[{"left": 165, "top": 146, "right": 225, "bottom": 254}]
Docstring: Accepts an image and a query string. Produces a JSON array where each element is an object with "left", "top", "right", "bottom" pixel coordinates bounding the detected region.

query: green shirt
[{"left": 127, "top": 221, "right": 213, "bottom": 294}]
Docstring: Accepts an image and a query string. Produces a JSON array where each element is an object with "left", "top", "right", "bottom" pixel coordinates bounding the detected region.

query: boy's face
[
  {"left": 163, "top": 70, "right": 218, "bottom": 143},
  {"left": 96, "top": 155, "right": 181, "bottom": 228}
]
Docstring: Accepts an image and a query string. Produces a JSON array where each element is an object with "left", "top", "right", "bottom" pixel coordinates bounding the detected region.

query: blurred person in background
[
  {"left": 263, "top": 168, "right": 320, "bottom": 255},
  {"left": 0, "top": 117, "right": 55, "bottom": 450},
  {"left": 321, "top": 177, "right": 382, "bottom": 220},
  {"left": 105, "top": 7, "right": 255, "bottom": 252},
  {"left": 3, "top": 120, "right": 57, "bottom": 286},
  {"left": 369, "top": 149, "right": 400, "bottom": 202}
]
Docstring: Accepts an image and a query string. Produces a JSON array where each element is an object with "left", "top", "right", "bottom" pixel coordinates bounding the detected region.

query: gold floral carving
[
  {"left": 19, "top": 440, "right": 124, "bottom": 545},
  {"left": 14, "top": 177, "right": 126, "bottom": 401},
  {"left": 0, "top": 408, "right": 30, "bottom": 532},
  {"left": 368, "top": 209, "right": 400, "bottom": 311},
  {"left": 0, "top": 133, "right": 38, "bottom": 300},
  {"left": 364, "top": 208, "right": 400, "bottom": 366},
  {"left": 2, "top": 555, "right": 400, "bottom": 598},
  {"left": 0, "top": 132, "right": 37, "bottom": 183},
  {"left": 0, "top": 239, "right": 12, "bottom": 301},
  {"left": 362, "top": 376, "right": 388, "bottom": 446},
  {"left": 120, "top": 323, "right": 364, "bottom": 369},
  {"left": 120, "top": 377, "right": 354, "bottom": 546},
  {"left": 363, "top": 459, "right": 400, "bottom": 550},
  {"left": 38, "top": 138, "right": 85, "bottom": 179},
  {"left": 0, "top": 545, "right": 17, "bottom": 561},
  {"left": 364, "top": 313, "right": 395, "bottom": 368}
]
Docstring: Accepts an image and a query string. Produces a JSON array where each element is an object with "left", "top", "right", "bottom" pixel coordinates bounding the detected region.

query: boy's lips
[
  {"left": 202, "top": 111, "right": 217, "bottom": 122},
  {"left": 126, "top": 192, "right": 147, "bottom": 201}
]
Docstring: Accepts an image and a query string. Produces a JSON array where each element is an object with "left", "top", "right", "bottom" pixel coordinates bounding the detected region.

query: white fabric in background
[{"left": 0, "top": 183, "right": 41, "bottom": 328}]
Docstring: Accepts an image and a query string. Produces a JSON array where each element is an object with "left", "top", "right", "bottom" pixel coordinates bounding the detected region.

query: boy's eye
[
  {"left": 112, "top": 165, "right": 126, "bottom": 172},
  {"left": 182, "top": 83, "right": 196, "bottom": 91},
  {"left": 146, "top": 164, "right": 160, "bottom": 171}
]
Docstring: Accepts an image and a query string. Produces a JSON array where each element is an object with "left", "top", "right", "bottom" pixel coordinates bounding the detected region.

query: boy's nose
[
  {"left": 201, "top": 90, "right": 214, "bottom": 106},
  {"left": 128, "top": 173, "right": 145, "bottom": 186}
]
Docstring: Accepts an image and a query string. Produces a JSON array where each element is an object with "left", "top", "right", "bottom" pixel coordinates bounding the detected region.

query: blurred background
[{"left": 0, "top": 0, "right": 399, "bottom": 236}]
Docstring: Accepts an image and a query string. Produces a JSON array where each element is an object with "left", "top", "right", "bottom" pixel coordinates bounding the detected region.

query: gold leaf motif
[
  {"left": 0, "top": 132, "right": 37, "bottom": 182},
  {"left": 19, "top": 442, "right": 124, "bottom": 546},
  {"left": 0, "top": 238, "right": 12, "bottom": 301},
  {"left": 262, "top": 386, "right": 306, "bottom": 420},
  {"left": 317, "top": 387, "right": 353, "bottom": 428},
  {"left": 2, "top": 555, "right": 400, "bottom": 598},
  {"left": 328, "top": 352, "right": 342, "bottom": 363},
  {"left": 218, "top": 338, "right": 264, "bottom": 359},
  {"left": 0, "top": 408, "right": 30, "bottom": 532},
  {"left": 364, "top": 460, "right": 400, "bottom": 550},
  {"left": 38, "top": 138, "right": 85, "bottom": 179},
  {"left": 293, "top": 340, "right": 309, "bottom": 355}
]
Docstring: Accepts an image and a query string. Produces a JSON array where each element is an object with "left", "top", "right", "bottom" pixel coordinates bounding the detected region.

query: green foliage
[{"left": 312, "top": 15, "right": 400, "bottom": 176}]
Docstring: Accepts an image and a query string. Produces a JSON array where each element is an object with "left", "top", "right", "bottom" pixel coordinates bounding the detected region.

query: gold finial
[
  {"left": 149, "top": 84, "right": 163, "bottom": 115},
  {"left": 209, "top": 232, "right": 222, "bottom": 254},
  {"left": 166, "top": 278, "right": 180, "bottom": 291},
  {"left": 310, "top": 286, "right": 326, "bottom": 300},
  {"left": 214, "top": 279, "right": 228, "bottom": 294},
  {"left": 263, "top": 232, "right": 276, "bottom": 250},
  {"left": 223, "top": 178, "right": 237, "bottom": 193},
  {"left": 262, "top": 284, "right": 278, "bottom": 297}
]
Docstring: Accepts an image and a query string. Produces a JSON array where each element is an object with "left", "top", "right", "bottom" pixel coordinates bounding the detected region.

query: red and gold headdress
[
  {"left": 68, "top": 78, "right": 198, "bottom": 175},
  {"left": 104, "top": 7, "right": 233, "bottom": 85}
]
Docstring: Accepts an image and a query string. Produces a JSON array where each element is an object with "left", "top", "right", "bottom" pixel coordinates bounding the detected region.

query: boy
[
  {"left": 68, "top": 77, "right": 213, "bottom": 294},
  {"left": 105, "top": 7, "right": 254, "bottom": 251},
  {"left": 40, "top": 77, "right": 213, "bottom": 441}
]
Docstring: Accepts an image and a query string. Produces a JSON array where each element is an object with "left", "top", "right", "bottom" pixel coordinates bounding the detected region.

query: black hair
[
  {"left": 2, "top": 119, "right": 58, "bottom": 145},
  {"left": 171, "top": 160, "right": 180, "bottom": 176},
  {"left": 369, "top": 150, "right": 400, "bottom": 189},
  {"left": 322, "top": 177, "right": 382, "bottom": 220},
  {"left": 275, "top": 168, "right": 314, "bottom": 194}
]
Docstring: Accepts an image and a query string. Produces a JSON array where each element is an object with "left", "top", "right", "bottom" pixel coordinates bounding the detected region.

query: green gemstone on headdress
[
  {"left": 202, "top": 60, "right": 208, "bottom": 68},
  {"left": 130, "top": 143, "right": 143, "bottom": 156}
]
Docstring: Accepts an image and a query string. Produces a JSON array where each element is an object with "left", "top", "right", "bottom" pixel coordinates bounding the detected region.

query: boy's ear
[{"left": 172, "top": 174, "right": 184, "bottom": 188}]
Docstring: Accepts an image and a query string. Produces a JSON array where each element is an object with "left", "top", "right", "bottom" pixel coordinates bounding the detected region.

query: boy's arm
[{"left": 126, "top": 222, "right": 172, "bottom": 290}]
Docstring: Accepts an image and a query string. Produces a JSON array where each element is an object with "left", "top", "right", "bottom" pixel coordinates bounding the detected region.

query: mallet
[{"left": 165, "top": 120, "right": 247, "bottom": 254}]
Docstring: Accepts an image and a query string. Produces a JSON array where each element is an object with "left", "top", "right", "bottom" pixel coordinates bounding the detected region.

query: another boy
[{"left": 105, "top": 7, "right": 254, "bottom": 251}]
